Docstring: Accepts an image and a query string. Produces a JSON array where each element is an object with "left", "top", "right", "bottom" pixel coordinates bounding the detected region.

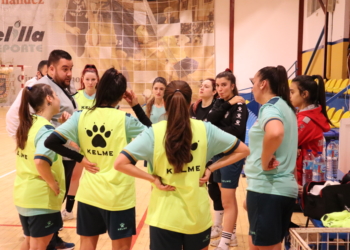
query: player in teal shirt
[
  {"left": 114, "top": 80, "right": 250, "bottom": 250},
  {"left": 245, "top": 66, "right": 298, "bottom": 249},
  {"left": 142, "top": 77, "right": 167, "bottom": 124},
  {"left": 245, "top": 97, "right": 298, "bottom": 197}
]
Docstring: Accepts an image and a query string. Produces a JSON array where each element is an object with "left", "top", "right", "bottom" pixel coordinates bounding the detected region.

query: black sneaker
[{"left": 55, "top": 236, "right": 75, "bottom": 250}]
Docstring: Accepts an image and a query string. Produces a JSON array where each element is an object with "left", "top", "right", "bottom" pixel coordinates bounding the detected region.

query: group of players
[{"left": 6, "top": 49, "right": 331, "bottom": 250}]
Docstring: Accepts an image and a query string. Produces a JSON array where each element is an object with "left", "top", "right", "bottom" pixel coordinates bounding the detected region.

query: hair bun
[
  {"left": 225, "top": 68, "right": 232, "bottom": 73},
  {"left": 84, "top": 64, "right": 97, "bottom": 70}
]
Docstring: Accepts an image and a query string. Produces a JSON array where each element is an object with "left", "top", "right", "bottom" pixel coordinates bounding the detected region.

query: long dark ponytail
[
  {"left": 16, "top": 84, "right": 54, "bottom": 150},
  {"left": 146, "top": 77, "right": 167, "bottom": 118},
  {"left": 258, "top": 65, "right": 295, "bottom": 112},
  {"left": 292, "top": 74, "right": 331, "bottom": 124},
  {"left": 164, "top": 80, "right": 192, "bottom": 173}
]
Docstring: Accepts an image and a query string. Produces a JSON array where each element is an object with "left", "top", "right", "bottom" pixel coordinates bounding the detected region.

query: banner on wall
[{"left": 0, "top": 0, "right": 215, "bottom": 105}]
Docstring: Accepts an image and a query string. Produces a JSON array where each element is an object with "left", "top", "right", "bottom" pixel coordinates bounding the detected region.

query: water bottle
[
  {"left": 322, "top": 137, "right": 326, "bottom": 157},
  {"left": 313, "top": 152, "right": 326, "bottom": 181},
  {"left": 302, "top": 149, "right": 314, "bottom": 185},
  {"left": 326, "top": 139, "right": 338, "bottom": 181}
]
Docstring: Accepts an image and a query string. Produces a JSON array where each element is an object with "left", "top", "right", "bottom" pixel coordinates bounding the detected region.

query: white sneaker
[
  {"left": 211, "top": 225, "right": 223, "bottom": 238},
  {"left": 210, "top": 237, "right": 238, "bottom": 247},
  {"left": 61, "top": 209, "right": 74, "bottom": 221}
]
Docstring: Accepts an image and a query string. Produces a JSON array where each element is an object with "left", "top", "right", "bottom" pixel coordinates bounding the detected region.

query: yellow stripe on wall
[
  {"left": 330, "top": 42, "right": 348, "bottom": 79},
  {"left": 301, "top": 41, "right": 349, "bottom": 79}
]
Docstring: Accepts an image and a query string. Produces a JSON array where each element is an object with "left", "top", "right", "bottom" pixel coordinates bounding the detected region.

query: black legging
[
  {"left": 208, "top": 165, "right": 224, "bottom": 211},
  {"left": 62, "top": 160, "right": 76, "bottom": 200}
]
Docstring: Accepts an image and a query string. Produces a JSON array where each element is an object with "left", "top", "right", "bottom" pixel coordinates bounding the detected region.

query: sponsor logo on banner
[{"left": 0, "top": 21, "right": 44, "bottom": 53}]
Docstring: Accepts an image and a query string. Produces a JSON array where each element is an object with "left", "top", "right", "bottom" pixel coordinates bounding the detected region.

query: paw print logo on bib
[
  {"left": 190, "top": 141, "right": 199, "bottom": 162},
  {"left": 86, "top": 124, "right": 111, "bottom": 148}
]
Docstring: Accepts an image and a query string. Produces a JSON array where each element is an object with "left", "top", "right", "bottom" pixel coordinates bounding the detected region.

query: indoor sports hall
[{"left": 1, "top": 1, "right": 350, "bottom": 250}]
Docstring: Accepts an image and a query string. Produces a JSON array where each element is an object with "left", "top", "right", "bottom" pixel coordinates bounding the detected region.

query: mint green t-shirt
[
  {"left": 121, "top": 120, "right": 240, "bottom": 172},
  {"left": 143, "top": 105, "right": 166, "bottom": 124},
  {"left": 244, "top": 97, "right": 298, "bottom": 198}
]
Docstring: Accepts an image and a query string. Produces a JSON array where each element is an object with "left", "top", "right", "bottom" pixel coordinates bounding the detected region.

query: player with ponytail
[
  {"left": 245, "top": 65, "right": 298, "bottom": 249},
  {"left": 14, "top": 84, "right": 67, "bottom": 250},
  {"left": 115, "top": 80, "right": 249, "bottom": 250},
  {"left": 290, "top": 74, "right": 331, "bottom": 186},
  {"left": 45, "top": 68, "right": 145, "bottom": 250}
]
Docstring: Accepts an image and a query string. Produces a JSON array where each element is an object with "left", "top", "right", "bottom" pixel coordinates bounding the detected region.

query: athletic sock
[
  {"left": 214, "top": 210, "right": 224, "bottom": 226},
  {"left": 218, "top": 231, "right": 232, "bottom": 249},
  {"left": 65, "top": 195, "right": 75, "bottom": 213}
]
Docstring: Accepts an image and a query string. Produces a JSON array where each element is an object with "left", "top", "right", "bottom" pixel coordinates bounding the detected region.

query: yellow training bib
[
  {"left": 14, "top": 116, "right": 65, "bottom": 210},
  {"left": 74, "top": 90, "right": 95, "bottom": 110},
  {"left": 77, "top": 108, "right": 135, "bottom": 211},
  {"left": 146, "top": 119, "right": 212, "bottom": 234}
]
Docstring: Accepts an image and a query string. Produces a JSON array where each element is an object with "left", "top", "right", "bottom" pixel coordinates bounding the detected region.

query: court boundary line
[
  {"left": 0, "top": 170, "right": 16, "bottom": 179},
  {"left": 131, "top": 207, "right": 148, "bottom": 249}
]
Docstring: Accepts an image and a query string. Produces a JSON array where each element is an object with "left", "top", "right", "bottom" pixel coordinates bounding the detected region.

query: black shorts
[
  {"left": 19, "top": 212, "right": 62, "bottom": 238},
  {"left": 213, "top": 155, "right": 244, "bottom": 189},
  {"left": 77, "top": 202, "right": 136, "bottom": 240},
  {"left": 246, "top": 191, "right": 295, "bottom": 246},
  {"left": 150, "top": 226, "right": 211, "bottom": 250}
]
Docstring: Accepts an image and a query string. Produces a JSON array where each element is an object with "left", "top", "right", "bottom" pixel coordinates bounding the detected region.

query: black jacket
[
  {"left": 206, "top": 98, "right": 248, "bottom": 142},
  {"left": 189, "top": 99, "right": 216, "bottom": 121}
]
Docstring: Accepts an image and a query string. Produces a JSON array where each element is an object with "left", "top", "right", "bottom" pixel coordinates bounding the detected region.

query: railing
[
  {"left": 287, "top": 61, "right": 298, "bottom": 79},
  {"left": 326, "top": 85, "right": 349, "bottom": 105},
  {"left": 304, "top": 28, "right": 325, "bottom": 75}
]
